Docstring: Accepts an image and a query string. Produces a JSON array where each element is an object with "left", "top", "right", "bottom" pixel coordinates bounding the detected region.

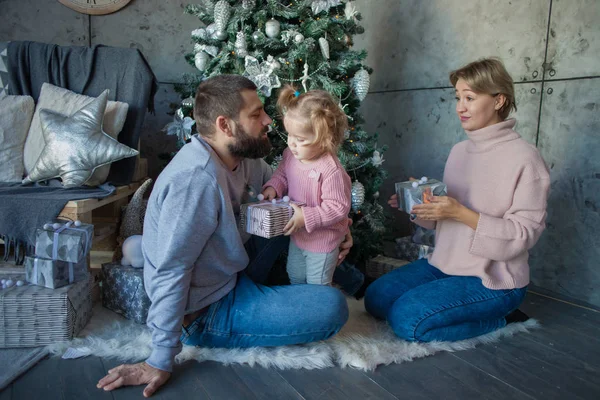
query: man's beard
[{"left": 228, "top": 125, "right": 272, "bottom": 159}]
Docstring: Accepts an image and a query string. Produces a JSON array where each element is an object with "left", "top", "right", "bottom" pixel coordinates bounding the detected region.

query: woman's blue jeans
[
  {"left": 364, "top": 258, "right": 527, "bottom": 342},
  {"left": 180, "top": 235, "right": 349, "bottom": 348}
]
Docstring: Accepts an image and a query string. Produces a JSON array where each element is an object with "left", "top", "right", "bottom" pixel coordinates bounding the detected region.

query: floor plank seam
[
  {"left": 273, "top": 371, "right": 306, "bottom": 400},
  {"left": 360, "top": 371, "right": 400, "bottom": 400},
  {"left": 448, "top": 353, "right": 537, "bottom": 400}
]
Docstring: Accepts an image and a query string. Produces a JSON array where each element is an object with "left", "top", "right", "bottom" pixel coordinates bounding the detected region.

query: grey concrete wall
[
  {"left": 354, "top": 0, "right": 600, "bottom": 307},
  {"left": 1, "top": 0, "right": 598, "bottom": 306}
]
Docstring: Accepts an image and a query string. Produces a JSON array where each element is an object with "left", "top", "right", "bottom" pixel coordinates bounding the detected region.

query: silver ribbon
[{"left": 50, "top": 221, "right": 92, "bottom": 261}]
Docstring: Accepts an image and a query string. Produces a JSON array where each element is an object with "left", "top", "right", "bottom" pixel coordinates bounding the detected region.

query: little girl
[{"left": 262, "top": 86, "right": 351, "bottom": 285}]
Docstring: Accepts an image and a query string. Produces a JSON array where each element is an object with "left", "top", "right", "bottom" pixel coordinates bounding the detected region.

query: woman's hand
[
  {"left": 283, "top": 204, "right": 305, "bottom": 235},
  {"left": 411, "top": 196, "right": 480, "bottom": 230},
  {"left": 261, "top": 186, "right": 277, "bottom": 201}
]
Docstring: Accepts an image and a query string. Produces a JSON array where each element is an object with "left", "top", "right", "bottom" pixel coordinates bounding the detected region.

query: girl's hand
[
  {"left": 411, "top": 196, "right": 462, "bottom": 221},
  {"left": 261, "top": 186, "right": 277, "bottom": 201},
  {"left": 283, "top": 204, "right": 305, "bottom": 236}
]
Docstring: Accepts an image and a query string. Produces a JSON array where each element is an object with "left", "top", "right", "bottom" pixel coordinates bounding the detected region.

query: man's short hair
[{"left": 194, "top": 75, "right": 258, "bottom": 137}]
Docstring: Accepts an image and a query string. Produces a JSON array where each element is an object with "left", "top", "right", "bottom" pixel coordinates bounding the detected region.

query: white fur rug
[{"left": 47, "top": 299, "right": 539, "bottom": 371}]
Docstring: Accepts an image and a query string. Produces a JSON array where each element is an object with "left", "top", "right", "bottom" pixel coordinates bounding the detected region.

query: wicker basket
[{"left": 366, "top": 256, "right": 410, "bottom": 279}]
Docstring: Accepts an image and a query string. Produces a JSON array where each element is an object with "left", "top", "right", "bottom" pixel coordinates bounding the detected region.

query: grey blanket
[
  {"left": 0, "top": 181, "right": 115, "bottom": 264},
  {"left": 6, "top": 40, "right": 158, "bottom": 185}
]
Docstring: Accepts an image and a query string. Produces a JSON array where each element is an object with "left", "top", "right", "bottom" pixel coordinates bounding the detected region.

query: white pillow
[
  {"left": 0, "top": 95, "right": 35, "bottom": 182},
  {"left": 23, "top": 83, "right": 129, "bottom": 186}
]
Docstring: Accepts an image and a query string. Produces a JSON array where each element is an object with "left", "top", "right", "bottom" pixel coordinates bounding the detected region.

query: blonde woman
[{"left": 365, "top": 58, "right": 550, "bottom": 342}]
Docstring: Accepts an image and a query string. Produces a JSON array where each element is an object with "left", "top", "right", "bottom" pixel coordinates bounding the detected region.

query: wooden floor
[{"left": 1, "top": 291, "right": 599, "bottom": 400}]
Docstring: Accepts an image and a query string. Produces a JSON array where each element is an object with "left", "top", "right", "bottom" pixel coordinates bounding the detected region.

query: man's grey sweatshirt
[{"left": 142, "top": 135, "right": 272, "bottom": 372}]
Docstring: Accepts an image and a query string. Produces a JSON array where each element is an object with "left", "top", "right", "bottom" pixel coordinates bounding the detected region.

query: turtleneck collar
[{"left": 465, "top": 119, "right": 521, "bottom": 153}]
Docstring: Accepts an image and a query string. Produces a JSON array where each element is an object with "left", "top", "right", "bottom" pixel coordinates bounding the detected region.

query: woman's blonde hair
[
  {"left": 449, "top": 58, "right": 517, "bottom": 120},
  {"left": 276, "top": 85, "right": 347, "bottom": 154}
]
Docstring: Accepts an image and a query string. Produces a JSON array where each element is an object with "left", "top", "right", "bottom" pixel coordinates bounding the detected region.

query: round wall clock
[{"left": 58, "top": 0, "right": 132, "bottom": 16}]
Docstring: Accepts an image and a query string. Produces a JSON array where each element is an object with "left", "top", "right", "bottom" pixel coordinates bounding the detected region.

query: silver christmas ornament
[
  {"left": 371, "top": 150, "right": 385, "bottom": 166},
  {"left": 351, "top": 180, "right": 365, "bottom": 211},
  {"left": 194, "top": 43, "right": 219, "bottom": 57},
  {"left": 294, "top": 33, "right": 305, "bottom": 43},
  {"left": 242, "top": 0, "right": 256, "bottom": 10},
  {"left": 194, "top": 51, "right": 210, "bottom": 71},
  {"left": 213, "top": 0, "right": 230, "bottom": 34},
  {"left": 252, "top": 30, "right": 265, "bottom": 41},
  {"left": 182, "top": 97, "right": 194, "bottom": 108},
  {"left": 318, "top": 37, "right": 330, "bottom": 59},
  {"left": 235, "top": 31, "right": 248, "bottom": 58},
  {"left": 265, "top": 19, "right": 281, "bottom": 39},
  {"left": 352, "top": 68, "right": 370, "bottom": 102},
  {"left": 243, "top": 55, "right": 281, "bottom": 97},
  {"left": 311, "top": 0, "right": 342, "bottom": 14}
]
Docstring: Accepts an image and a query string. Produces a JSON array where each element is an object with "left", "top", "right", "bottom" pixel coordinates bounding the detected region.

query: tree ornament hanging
[
  {"left": 311, "top": 0, "right": 342, "bottom": 15},
  {"left": 294, "top": 33, "right": 305, "bottom": 43},
  {"left": 352, "top": 68, "right": 370, "bottom": 102},
  {"left": 371, "top": 150, "right": 385, "bottom": 166},
  {"left": 344, "top": 1, "right": 359, "bottom": 22},
  {"left": 243, "top": 55, "right": 282, "bottom": 97},
  {"left": 235, "top": 31, "right": 248, "bottom": 58},
  {"left": 265, "top": 18, "right": 281, "bottom": 38},
  {"left": 213, "top": 0, "right": 230, "bottom": 39},
  {"left": 318, "top": 37, "right": 330, "bottom": 60},
  {"left": 252, "top": 30, "right": 265, "bottom": 42},
  {"left": 194, "top": 51, "right": 210, "bottom": 72},
  {"left": 351, "top": 180, "right": 365, "bottom": 211},
  {"left": 242, "top": 0, "right": 256, "bottom": 10}
]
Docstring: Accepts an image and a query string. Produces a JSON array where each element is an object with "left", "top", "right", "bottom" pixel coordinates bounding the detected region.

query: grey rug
[
  {"left": 46, "top": 298, "right": 540, "bottom": 371},
  {"left": 0, "top": 347, "right": 48, "bottom": 390}
]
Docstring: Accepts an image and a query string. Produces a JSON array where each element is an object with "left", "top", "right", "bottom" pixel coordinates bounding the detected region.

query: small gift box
[
  {"left": 35, "top": 221, "right": 94, "bottom": 263},
  {"left": 395, "top": 178, "right": 447, "bottom": 215},
  {"left": 239, "top": 199, "right": 302, "bottom": 239},
  {"left": 25, "top": 256, "right": 89, "bottom": 289},
  {"left": 102, "top": 263, "right": 151, "bottom": 324},
  {"left": 395, "top": 236, "right": 434, "bottom": 262},
  {"left": 0, "top": 279, "right": 92, "bottom": 348},
  {"left": 366, "top": 255, "right": 410, "bottom": 279}
]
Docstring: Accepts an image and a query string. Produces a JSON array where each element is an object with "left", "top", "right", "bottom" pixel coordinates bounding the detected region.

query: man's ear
[{"left": 216, "top": 116, "right": 235, "bottom": 138}]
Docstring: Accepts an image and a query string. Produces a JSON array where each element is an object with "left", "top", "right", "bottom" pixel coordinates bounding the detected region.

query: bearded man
[{"left": 97, "top": 75, "right": 351, "bottom": 397}]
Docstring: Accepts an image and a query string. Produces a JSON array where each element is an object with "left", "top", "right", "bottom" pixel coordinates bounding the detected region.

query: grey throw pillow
[{"left": 0, "top": 95, "right": 35, "bottom": 182}]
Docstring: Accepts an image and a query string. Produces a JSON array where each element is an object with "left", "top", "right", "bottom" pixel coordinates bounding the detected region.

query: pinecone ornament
[
  {"left": 235, "top": 31, "right": 248, "bottom": 58},
  {"left": 352, "top": 68, "right": 370, "bottom": 102},
  {"left": 351, "top": 180, "right": 365, "bottom": 211},
  {"left": 318, "top": 37, "right": 330, "bottom": 60},
  {"left": 213, "top": 0, "right": 231, "bottom": 36}
]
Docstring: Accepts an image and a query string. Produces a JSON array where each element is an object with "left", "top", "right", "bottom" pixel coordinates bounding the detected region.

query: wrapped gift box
[
  {"left": 366, "top": 255, "right": 410, "bottom": 279},
  {"left": 102, "top": 263, "right": 151, "bottom": 324},
  {"left": 0, "top": 279, "right": 92, "bottom": 348},
  {"left": 395, "top": 179, "right": 447, "bottom": 215},
  {"left": 239, "top": 200, "right": 301, "bottom": 239},
  {"left": 35, "top": 221, "right": 94, "bottom": 263},
  {"left": 395, "top": 236, "right": 434, "bottom": 262},
  {"left": 24, "top": 256, "right": 89, "bottom": 289}
]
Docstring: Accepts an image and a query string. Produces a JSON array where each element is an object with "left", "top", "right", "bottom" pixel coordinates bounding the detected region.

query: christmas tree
[{"left": 165, "top": 0, "right": 388, "bottom": 268}]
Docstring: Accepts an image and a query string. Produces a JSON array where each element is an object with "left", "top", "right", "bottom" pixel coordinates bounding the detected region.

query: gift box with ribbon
[
  {"left": 24, "top": 256, "right": 89, "bottom": 289},
  {"left": 394, "top": 178, "right": 447, "bottom": 216},
  {"left": 239, "top": 199, "right": 302, "bottom": 239},
  {"left": 34, "top": 220, "right": 94, "bottom": 263},
  {"left": 101, "top": 262, "right": 151, "bottom": 324}
]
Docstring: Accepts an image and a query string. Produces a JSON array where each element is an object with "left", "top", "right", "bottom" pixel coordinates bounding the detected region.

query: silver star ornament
[{"left": 23, "top": 90, "right": 138, "bottom": 188}]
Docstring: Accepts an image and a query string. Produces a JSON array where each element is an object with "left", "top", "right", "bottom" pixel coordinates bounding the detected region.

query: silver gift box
[
  {"left": 395, "top": 179, "right": 447, "bottom": 214},
  {"left": 239, "top": 200, "right": 301, "bottom": 239},
  {"left": 25, "top": 256, "right": 89, "bottom": 289},
  {"left": 34, "top": 222, "right": 94, "bottom": 263},
  {"left": 102, "top": 263, "right": 151, "bottom": 325}
]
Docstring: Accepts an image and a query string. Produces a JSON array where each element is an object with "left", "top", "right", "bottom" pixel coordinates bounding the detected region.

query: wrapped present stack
[
  {"left": 0, "top": 279, "right": 92, "bottom": 348},
  {"left": 102, "top": 262, "right": 151, "bottom": 324},
  {"left": 25, "top": 220, "right": 93, "bottom": 289},
  {"left": 395, "top": 177, "right": 447, "bottom": 218},
  {"left": 239, "top": 198, "right": 301, "bottom": 239}
]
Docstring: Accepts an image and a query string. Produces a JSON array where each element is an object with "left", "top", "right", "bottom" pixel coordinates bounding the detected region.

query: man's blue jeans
[
  {"left": 180, "top": 235, "right": 349, "bottom": 348},
  {"left": 364, "top": 258, "right": 527, "bottom": 342}
]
